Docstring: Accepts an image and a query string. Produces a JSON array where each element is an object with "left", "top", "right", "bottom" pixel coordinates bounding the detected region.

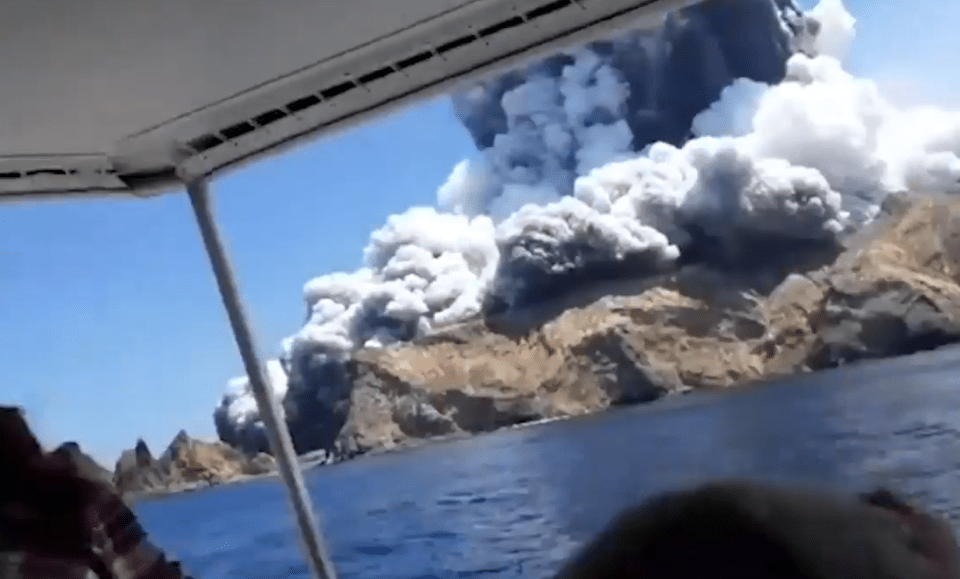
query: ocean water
[{"left": 137, "top": 347, "right": 960, "bottom": 579}]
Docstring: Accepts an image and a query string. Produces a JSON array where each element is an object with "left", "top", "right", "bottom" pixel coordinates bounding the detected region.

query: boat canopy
[
  {"left": 1, "top": 1, "right": 705, "bottom": 578},
  {"left": 0, "top": 0, "right": 700, "bottom": 201}
]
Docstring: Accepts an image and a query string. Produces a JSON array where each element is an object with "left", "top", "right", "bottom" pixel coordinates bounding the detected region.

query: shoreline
[{"left": 127, "top": 344, "right": 960, "bottom": 503}]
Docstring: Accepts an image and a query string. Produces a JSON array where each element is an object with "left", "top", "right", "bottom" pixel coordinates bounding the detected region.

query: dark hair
[
  {"left": 862, "top": 487, "right": 960, "bottom": 574},
  {"left": 0, "top": 406, "right": 43, "bottom": 469},
  {"left": 0, "top": 405, "right": 101, "bottom": 560},
  {"left": 862, "top": 488, "right": 913, "bottom": 513},
  {"left": 553, "top": 480, "right": 959, "bottom": 579}
]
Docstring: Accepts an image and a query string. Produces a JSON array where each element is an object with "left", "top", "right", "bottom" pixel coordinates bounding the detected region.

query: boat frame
[{"left": 0, "top": 1, "right": 708, "bottom": 578}]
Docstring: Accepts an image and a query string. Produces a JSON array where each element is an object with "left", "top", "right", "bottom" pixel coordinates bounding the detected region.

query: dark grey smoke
[
  {"left": 218, "top": 0, "right": 813, "bottom": 455},
  {"left": 454, "top": 0, "right": 813, "bottom": 311},
  {"left": 485, "top": 221, "right": 681, "bottom": 313},
  {"left": 452, "top": 0, "right": 804, "bottom": 175},
  {"left": 214, "top": 406, "right": 270, "bottom": 455},
  {"left": 281, "top": 347, "right": 353, "bottom": 454}
]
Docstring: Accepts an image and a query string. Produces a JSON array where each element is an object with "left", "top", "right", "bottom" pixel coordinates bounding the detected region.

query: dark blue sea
[{"left": 136, "top": 347, "right": 960, "bottom": 579}]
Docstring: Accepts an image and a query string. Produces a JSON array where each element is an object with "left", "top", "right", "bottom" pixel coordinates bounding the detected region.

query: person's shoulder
[
  {"left": 553, "top": 479, "right": 959, "bottom": 579},
  {"left": 85, "top": 484, "right": 197, "bottom": 579},
  {"left": 0, "top": 550, "right": 93, "bottom": 579}
]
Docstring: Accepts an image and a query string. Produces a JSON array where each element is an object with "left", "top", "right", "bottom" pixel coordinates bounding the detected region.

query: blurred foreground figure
[
  {"left": 0, "top": 406, "right": 196, "bottom": 579},
  {"left": 554, "top": 479, "right": 960, "bottom": 579}
]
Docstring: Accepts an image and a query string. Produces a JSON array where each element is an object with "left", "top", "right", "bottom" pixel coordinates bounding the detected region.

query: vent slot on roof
[
  {"left": 24, "top": 169, "right": 70, "bottom": 177},
  {"left": 437, "top": 35, "right": 477, "bottom": 53},
  {"left": 0, "top": 162, "right": 119, "bottom": 190},
  {"left": 478, "top": 15, "right": 526, "bottom": 37},
  {"left": 396, "top": 50, "right": 433, "bottom": 69},
  {"left": 191, "top": 0, "right": 583, "bottom": 157},
  {"left": 221, "top": 121, "right": 256, "bottom": 140},
  {"left": 287, "top": 95, "right": 322, "bottom": 112},
  {"left": 358, "top": 66, "right": 395, "bottom": 84},
  {"left": 319, "top": 80, "right": 357, "bottom": 100},
  {"left": 527, "top": 0, "right": 573, "bottom": 19},
  {"left": 188, "top": 134, "right": 224, "bottom": 153},
  {"left": 255, "top": 109, "right": 288, "bottom": 127}
]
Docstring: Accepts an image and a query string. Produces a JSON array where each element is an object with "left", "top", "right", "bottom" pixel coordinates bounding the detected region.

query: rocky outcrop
[
  {"left": 114, "top": 439, "right": 167, "bottom": 494},
  {"left": 113, "top": 431, "right": 276, "bottom": 497},
  {"left": 270, "top": 194, "right": 960, "bottom": 461},
  {"left": 761, "top": 193, "right": 960, "bottom": 373}
]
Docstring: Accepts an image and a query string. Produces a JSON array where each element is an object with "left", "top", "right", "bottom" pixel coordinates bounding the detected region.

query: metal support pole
[{"left": 185, "top": 179, "right": 337, "bottom": 579}]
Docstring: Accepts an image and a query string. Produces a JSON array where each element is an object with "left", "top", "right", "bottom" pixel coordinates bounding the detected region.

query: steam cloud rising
[{"left": 215, "top": 0, "right": 960, "bottom": 455}]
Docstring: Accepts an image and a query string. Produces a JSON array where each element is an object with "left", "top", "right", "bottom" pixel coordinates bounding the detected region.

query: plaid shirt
[{"left": 1, "top": 482, "right": 195, "bottom": 579}]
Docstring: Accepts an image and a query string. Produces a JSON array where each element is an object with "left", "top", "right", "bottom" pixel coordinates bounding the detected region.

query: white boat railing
[{"left": 186, "top": 179, "right": 337, "bottom": 579}]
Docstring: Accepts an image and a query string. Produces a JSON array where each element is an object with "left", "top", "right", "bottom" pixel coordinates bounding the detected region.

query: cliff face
[
  {"left": 295, "top": 194, "right": 960, "bottom": 460},
  {"left": 762, "top": 193, "right": 960, "bottom": 370}
]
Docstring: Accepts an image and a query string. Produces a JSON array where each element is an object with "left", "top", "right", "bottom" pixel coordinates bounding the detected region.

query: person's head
[
  {"left": 0, "top": 404, "right": 100, "bottom": 560},
  {"left": 553, "top": 479, "right": 960, "bottom": 579},
  {"left": 862, "top": 488, "right": 960, "bottom": 578},
  {"left": 0, "top": 405, "right": 44, "bottom": 476}
]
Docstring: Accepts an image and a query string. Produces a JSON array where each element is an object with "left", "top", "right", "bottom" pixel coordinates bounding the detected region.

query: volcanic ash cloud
[{"left": 214, "top": 0, "right": 960, "bottom": 454}]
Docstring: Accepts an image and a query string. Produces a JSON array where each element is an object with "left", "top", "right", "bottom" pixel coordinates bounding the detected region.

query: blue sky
[{"left": 1, "top": 0, "right": 957, "bottom": 465}]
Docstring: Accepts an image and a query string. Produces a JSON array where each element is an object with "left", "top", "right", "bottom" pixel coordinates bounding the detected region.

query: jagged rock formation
[
  {"left": 113, "top": 431, "right": 276, "bottom": 497},
  {"left": 761, "top": 193, "right": 960, "bottom": 372},
  {"left": 114, "top": 439, "right": 167, "bottom": 494},
  {"left": 262, "top": 194, "right": 960, "bottom": 461}
]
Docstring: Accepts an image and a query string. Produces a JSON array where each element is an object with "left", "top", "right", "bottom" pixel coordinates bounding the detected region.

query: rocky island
[
  {"left": 207, "top": 0, "right": 960, "bottom": 473},
  {"left": 55, "top": 191, "right": 960, "bottom": 498},
  {"left": 291, "top": 192, "right": 960, "bottom": 460},
  {"left": 62, "top": 191, "right": 960, "bottom": 500},
  {"left": 112, "top": 430, "right": 278, "bottom": 499},
  {"left": 50, "top": 431, "right": 277, "bottom": 501}
]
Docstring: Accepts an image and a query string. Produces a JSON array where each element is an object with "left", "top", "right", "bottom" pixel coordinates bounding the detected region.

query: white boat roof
[{"left": 0, "top": 0, "right": 702, "bottom": 201}]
